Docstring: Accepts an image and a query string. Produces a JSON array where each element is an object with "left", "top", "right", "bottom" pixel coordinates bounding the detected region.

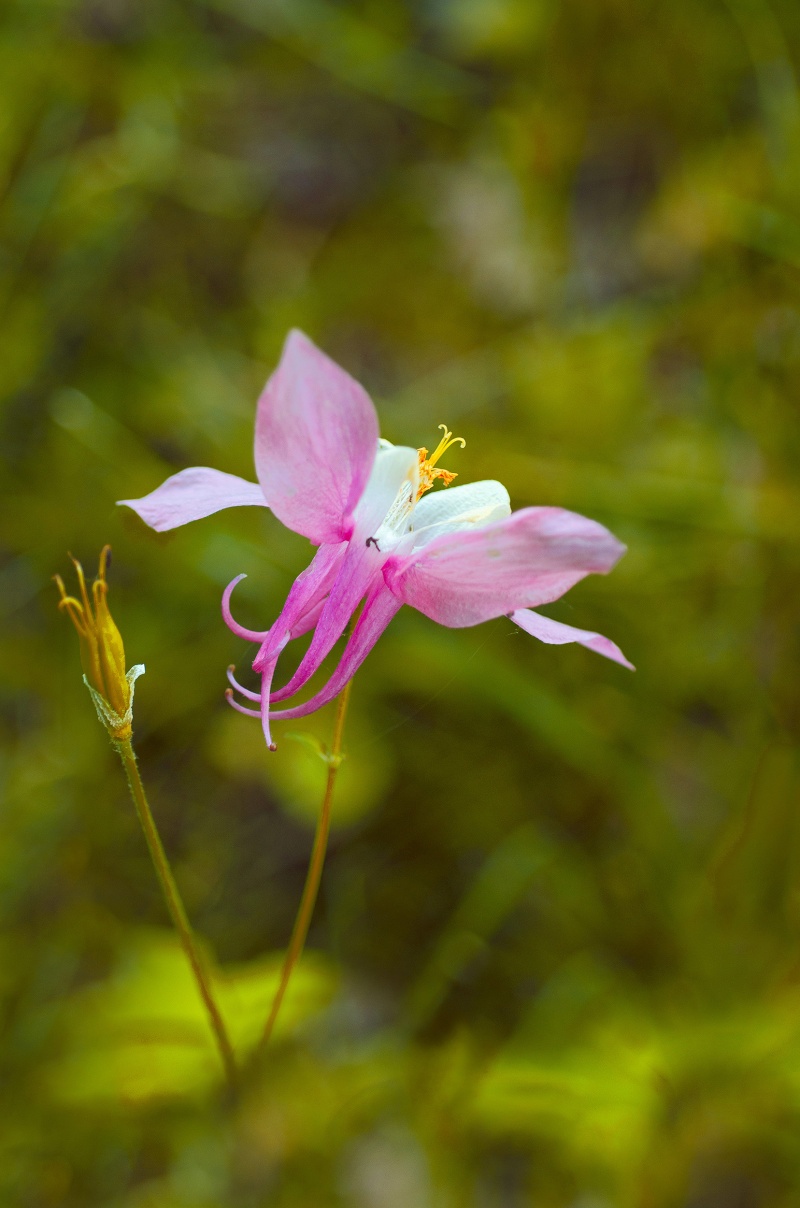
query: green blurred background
[{"left": 3, "top": 0, "right": 800, "bottom": 1203}]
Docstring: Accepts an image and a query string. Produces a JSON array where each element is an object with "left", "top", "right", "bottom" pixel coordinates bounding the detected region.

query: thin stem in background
[
  {"left": 257, "top": 678, "right": 353, "bottom": 1053},
  {"left": 116, "top": 738, "right": 238, "bottom": 1092}
]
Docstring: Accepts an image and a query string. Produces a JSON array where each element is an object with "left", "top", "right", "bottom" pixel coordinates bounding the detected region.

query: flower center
[
  {"left": 416, "top": 425, "right": 466, "bottom": 500},
  {"left": 369, "top": 425, "right": 467, "bottom": 551}
]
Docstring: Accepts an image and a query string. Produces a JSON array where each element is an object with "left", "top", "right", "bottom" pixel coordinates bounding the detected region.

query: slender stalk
[
  {"left": 116, "top": 738, "right": 238, "bottom": 1091},
  {"left": 258, "top": 679, "right": 353, "bottom": 1052}
]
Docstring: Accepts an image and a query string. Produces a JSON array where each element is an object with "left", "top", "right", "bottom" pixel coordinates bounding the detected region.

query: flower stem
[
  {"left": 258, "top": 678, "right": 353, "bottom": 1052},
  {"left": 115, "top": 738, "right": 238, "bottom": 1091}
]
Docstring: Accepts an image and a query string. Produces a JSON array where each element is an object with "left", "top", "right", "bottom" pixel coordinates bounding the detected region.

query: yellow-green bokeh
[{"left": 3, "top": 0, "right": 800, "bottom": 1203}]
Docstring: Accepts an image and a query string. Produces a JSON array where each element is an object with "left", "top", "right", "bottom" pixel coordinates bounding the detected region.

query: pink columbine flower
[{"left": 120, "top": 330, "right": 632, "bottom": 749}]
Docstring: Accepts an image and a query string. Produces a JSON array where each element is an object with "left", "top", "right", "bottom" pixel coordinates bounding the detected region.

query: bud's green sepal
[{"left": 84, "top": 663, "right": 145, "bottom": 743}]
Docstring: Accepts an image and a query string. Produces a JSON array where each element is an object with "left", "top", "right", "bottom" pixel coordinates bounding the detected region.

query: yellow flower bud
[{"left": 55, "top": 546, "right": 144, "bottom": 741}]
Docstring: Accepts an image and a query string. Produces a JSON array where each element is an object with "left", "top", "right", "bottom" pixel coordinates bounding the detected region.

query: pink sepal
[
  {"left": 255, "top": 330, "right": 379, "bottom": 545},
  {"left": 512, "top": 608, "right": 634, "bottom": 669},
  {"left": 119, "top": 467, "right": 267, "bottom": 532},
  {"left": 384, "top": 506, "right": 626, "bottom": 628}
]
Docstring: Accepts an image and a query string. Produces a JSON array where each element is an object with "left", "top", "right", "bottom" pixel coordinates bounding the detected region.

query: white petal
[
  {"left": 353, "top": 444, "right": 419, "bottom": 535},
  {"left": 410, "top": 479, "right": 510, "bottom": 548}
]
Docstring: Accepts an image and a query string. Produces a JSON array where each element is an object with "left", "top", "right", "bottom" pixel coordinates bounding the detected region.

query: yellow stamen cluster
[
  {"left": 416, "top": 424, "right": 466, "bottom": 500},
  {"left": 55, "top": 546, "right": 133, "bottom": 734}
]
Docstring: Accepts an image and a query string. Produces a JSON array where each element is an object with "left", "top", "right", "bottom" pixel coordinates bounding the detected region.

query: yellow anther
[
  {"left": 428, "top": 424, "right": 466, "bottom": 467},
  {"left": 416, "top": 424, "right": 466, "bottom": 500}
]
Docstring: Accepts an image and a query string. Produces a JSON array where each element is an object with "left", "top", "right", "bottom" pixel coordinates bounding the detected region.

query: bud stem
[{"left": 115, "top": 738, "right": 238, "bottom": 1092}]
